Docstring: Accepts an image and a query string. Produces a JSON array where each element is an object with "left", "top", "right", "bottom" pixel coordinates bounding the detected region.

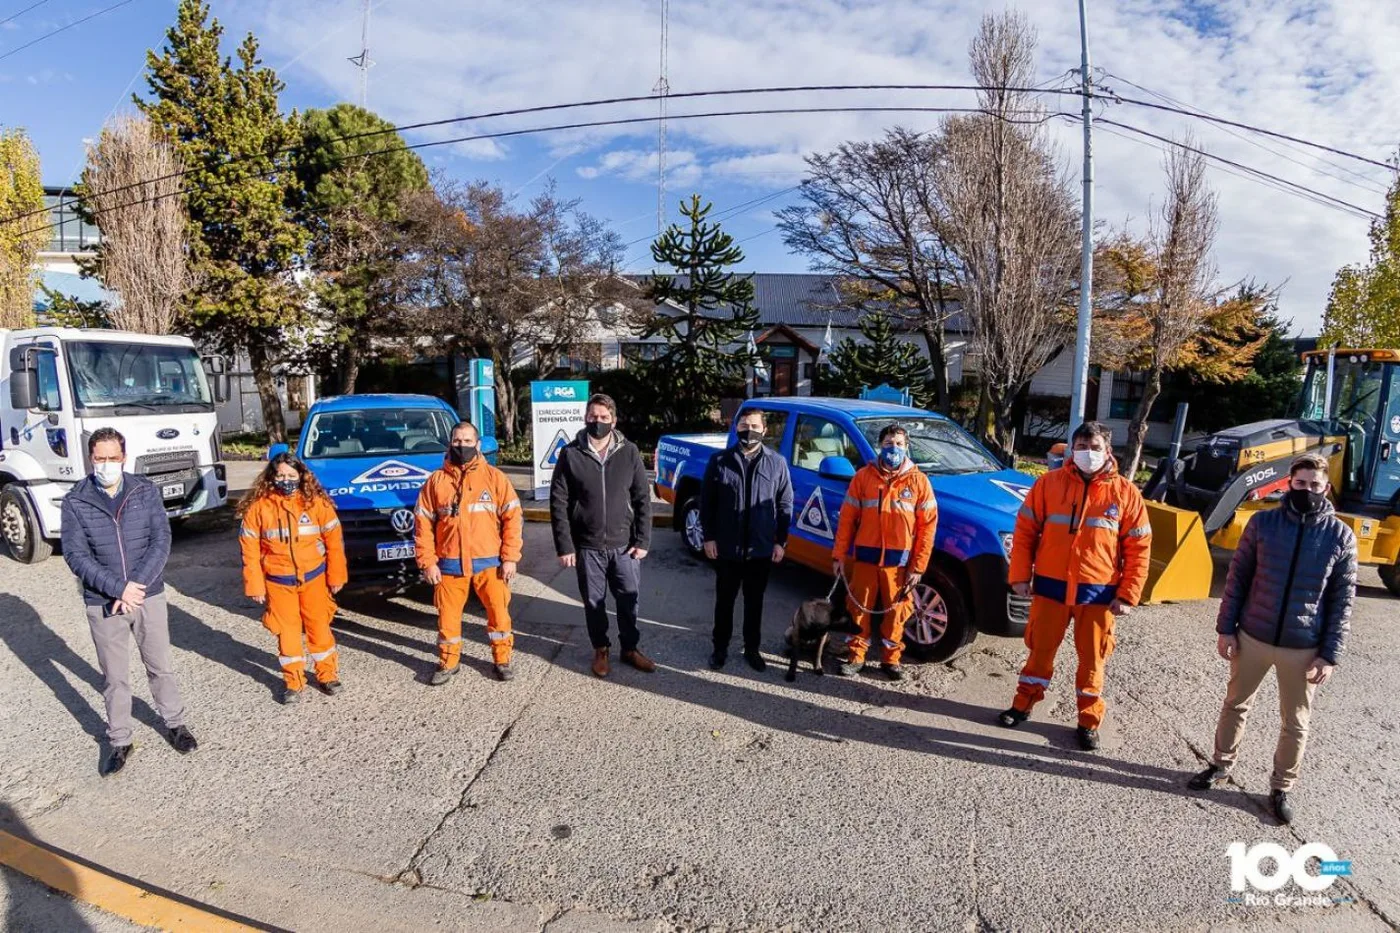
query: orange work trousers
[
  {"left": 434, "top": 567, "right": 513, "bottom": 668},
  {"left": 845, "top": 562, "right": 914, "bottom": 665},
  {"left": 1012, "top": 597, "right": 1116, "bottom": 729},
  {"left": 264, "top": 573, "right": 338, "bottom": 691}
]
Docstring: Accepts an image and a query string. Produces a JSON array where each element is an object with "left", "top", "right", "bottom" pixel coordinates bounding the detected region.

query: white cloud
[{"left": 229, "top": 0, "right": 1400, "bottom": 333}]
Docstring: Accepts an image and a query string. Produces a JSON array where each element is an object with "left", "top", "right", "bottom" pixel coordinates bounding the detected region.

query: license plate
[
  {"left": 377, "top": 542, "right": 415, "bottom": 561},
  {"left": 161, "top": 482, "right": 186, "bottom": 498}
]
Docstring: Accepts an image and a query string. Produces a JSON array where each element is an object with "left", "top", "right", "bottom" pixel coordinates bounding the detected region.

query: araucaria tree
[
  {"left": 139, "top": 0, "right": 309, "bottom": 441},
  {"left": 822, "top": 309, "right": 934, "bottom": 404},
  {"left": 0, "top": 128, "right": 47, "bottom": 329},
  {"left": 936, "top": 11, "right": 1080, "bottom": 457},
  {"left": 639, "top": 195, "right": 759, "bottom": 427},
  {"left": 77, "top": 114, "right": 194, "bottom": 334}
]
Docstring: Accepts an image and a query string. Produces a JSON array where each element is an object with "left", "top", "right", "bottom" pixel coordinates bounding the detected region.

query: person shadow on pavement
[
  {"left": 0, "top": 803, "right": 92, "bottom": 933},
  {"left": 0, "top": 595, "right": 164, "bottom": 759},
  {"left": 163, "top": 602, "right": 283, "bottom": 700}
]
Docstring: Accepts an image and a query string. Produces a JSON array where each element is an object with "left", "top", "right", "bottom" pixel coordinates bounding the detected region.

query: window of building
[
  {"left": 1109, "top": 371, "right": 1146, "bottom": 420},
  {"left": 621, "top": 342, "right": 666, "bottom": 365},
  {"left": 790, "top": 414, "right": 861, "bottom": 473},
  {"left": 43, "top": 191, "right": 100, "bottom": 254}
]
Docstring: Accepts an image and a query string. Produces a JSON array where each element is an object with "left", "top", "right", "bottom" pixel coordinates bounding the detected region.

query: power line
[
  {"left": 1092, "top": 117, "right": 1382, "bottom": 219},
  {"left": 7, "top": 104, "right": 1067, "bottom": 238},
  {"left": 5, "top": 83, "right": 1078, "bottom": 227},
  {"left": 0, "top": 0, "right": 138, "bottom": 63},
  {"left": 0, "top": 0, "right": 56, "bottom": 29},
  {"left": 620, "top": 185, "right": 803, "bottom": 269},
  {"left": 1104, "top": 73, "right": 1389, "bottom": 197}
]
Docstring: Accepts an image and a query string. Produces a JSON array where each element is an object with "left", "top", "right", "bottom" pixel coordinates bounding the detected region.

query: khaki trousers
[{"left": 1211, "top": 631, "right": 1319, "bottom": 792}]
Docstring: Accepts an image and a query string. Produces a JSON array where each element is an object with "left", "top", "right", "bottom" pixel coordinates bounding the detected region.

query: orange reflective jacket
[
  {"left": 240, "top": 494, "right": 348, "bottom": 598},
  {"left": 833, "top": 460, "right": 938, "bottom": 572},
  {"left": 1009, "top": 459, "right": 1152, "bottom": 606},
  {"left": 414, "top": 458, "right": 523, "bottom": 576}
]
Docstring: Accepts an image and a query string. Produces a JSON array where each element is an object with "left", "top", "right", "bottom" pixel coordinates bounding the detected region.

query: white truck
[{"left": 1, "top": 327, "right": 230, "bottom": 563}]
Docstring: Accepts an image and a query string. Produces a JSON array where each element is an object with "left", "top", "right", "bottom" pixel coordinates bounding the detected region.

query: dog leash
[{"left": 830, "top": 562, "right": 917, "bottom": 617}]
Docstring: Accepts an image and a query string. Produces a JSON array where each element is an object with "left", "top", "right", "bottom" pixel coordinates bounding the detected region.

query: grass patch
[{"left": 222, "top": 431, "right": 268, "bottom": 461}]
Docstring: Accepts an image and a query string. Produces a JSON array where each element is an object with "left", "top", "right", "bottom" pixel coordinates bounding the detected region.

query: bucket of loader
[{"left": 1141, "top": 501, "right": 1213, "bottom": 603}]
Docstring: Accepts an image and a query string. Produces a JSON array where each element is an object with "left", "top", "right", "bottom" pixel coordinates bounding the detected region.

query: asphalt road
[{"left": 0, "top": 515, "right": 1396, "bottom": 932}]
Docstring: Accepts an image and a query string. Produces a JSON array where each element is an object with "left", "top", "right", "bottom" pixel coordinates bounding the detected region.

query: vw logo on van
[
  {"left": 390, "top": 508, "right": 415, "bottom": 534},
  {"left": 156, "top": 428, "right": 180, "bottom": 439}
]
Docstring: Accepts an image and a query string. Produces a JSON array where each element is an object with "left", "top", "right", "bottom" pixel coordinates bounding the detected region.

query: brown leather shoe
[
  {"left": 591, "top": 647, "right": 610, "bottom": 678},
  {"left": 622, "top": 649, "right": 656, "bottom": 673}
]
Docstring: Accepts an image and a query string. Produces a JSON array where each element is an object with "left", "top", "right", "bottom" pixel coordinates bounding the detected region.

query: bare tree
[
  {"left": 776, "top": 128, "right": 960, "bottom": 408},
  {"left": 937, "top": 12, "right": 1080, "bottom": 456},
  {"left": 79, "top": 114, "right": 193, "bottom": 334},
  {"left": 1103, "top": 139, "right": 1220, "bottom": 480},
  {"left": 397, "top": 179, "right": 624, "bottom": 443}
]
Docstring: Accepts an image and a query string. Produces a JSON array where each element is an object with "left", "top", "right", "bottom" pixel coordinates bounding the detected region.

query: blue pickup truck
[
  {"left": 269, "top": 394, "right": 497, "bottom": 593},
  {"left": 655, "top": 397, "right": 1034, "bottom": 661}
]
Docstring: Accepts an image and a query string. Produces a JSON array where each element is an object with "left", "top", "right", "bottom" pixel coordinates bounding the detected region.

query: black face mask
[
  {"left": 448, "top": 444, "right": 478, "bottom": 465},
  {"left": 273, "top": 479, "right": 299, "bottom": 496},
  {"left": 737, "top": 429, "right": 763, "bottom": 449},
  {"left": 586, "top": 421, "right": 613, "bottom": 440},
  {"left": 1287, "top": 488, "right": 1326, "bottom": 514}
]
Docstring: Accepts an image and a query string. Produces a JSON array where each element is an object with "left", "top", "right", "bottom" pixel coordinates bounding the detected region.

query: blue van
[{"left": 271, "top": 394, "right": 498, "bottom": 592}]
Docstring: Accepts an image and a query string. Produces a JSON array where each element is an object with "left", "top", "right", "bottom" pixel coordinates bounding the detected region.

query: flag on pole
[
  {"left": 817, "top": 316, "right": 834, "bottom": 365},
  {"left": 748, "top": 329, "right": 768, "bottom": 379}
]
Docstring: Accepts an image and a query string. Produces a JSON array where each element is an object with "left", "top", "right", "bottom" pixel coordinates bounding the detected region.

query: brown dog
[{"left": 785, "top": 578, "right": 861, "bottom": 681}]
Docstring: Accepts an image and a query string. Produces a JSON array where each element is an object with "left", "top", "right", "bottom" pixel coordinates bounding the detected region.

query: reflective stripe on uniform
[
  {"left": 845, "top": 495, "right": 880, "bottom": 509},
  {"left": 240, "top": 525, "right": 258, "bottom": 539},
  {"left": 890, "top": 501, "right": 915, "bottom": 513},
  {"left": 880, "top": 638, "right": 900, "bottom": 650},
  {"left": 278, "top": 654, "right": 304, "bottom": 668},
  {"left": 1046, "top": 514, "right": 1074, "bottom": 526},
  {"left": 498, "top": 500, "right": 520, "bottom": 514},
  {"left": 439, "top": 636, "right": 463, "bottom": 646},
  {"left": 1077, "top": 688, "right": 1099, "bottom": 698},
  {"left": 487, "top": 631, "right": 510, "bottom": 641},
  {"left": 917, "top": 501, "right": 936, "bottom": 513},
  {"left": 263, "top": 529, "right": 290, "bottom": 540},
  {"left": 1126, "top": 524, "right": 1152, "bottom": 538},
  {"left": 322, "top": 519, "right": 340, "bottom": 531},
  {"left": 309, "top": 646, "right": 337, "bottom": 662},
  {"left": 465, "top": 503, "right": 496, "bottom": 514},
  {"left": 416, "top": 506, "right": 434, "bottom": 518},
  {"left": 1084, "top": 517, "right": 1120, "bottom": 532},
  {"left": 1018, "top": 505, "right": 1037, "bottom": 521},
  {"left": 1019, "top": 675, "right": 1051, "bottom": 686}
]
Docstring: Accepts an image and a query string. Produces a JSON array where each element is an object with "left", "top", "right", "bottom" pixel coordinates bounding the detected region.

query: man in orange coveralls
[
  {"left": 832, "top": 423, "right": 938, "bottom": 681},
  {"left": 415, "top": 421, "right": 524, "bottom": 684},
  {"left": 999, "top": 421, "right": 1152, "bottom": 750}
]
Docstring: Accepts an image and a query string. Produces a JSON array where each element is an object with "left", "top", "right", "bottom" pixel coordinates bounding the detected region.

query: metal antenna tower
[
  {"left": 348, "top": 0, "right": 374, "bottom": 107},
  {"left": 652, "top": 0, "right": 670, "bottom": 236}
]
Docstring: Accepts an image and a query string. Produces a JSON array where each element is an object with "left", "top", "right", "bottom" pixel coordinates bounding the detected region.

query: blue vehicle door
[
  {"left": 1370, "top": 364, "right": 1400, "bottom": 507},
  {"left": 785, "top": 413, "right": 864, "bottom": 565}
]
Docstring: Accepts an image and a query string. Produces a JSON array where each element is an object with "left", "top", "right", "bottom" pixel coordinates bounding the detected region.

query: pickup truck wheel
[
  {"left": 1, "top": 488, "right": 53, "bottom": 564},
  {"left": 1380, "top": 563, "right": 1400, "bottom": 598},
  {"left": 902, "top": 564, "right": 975, "bottom": 663},
  {"left": 679, "top": 495, "right": 707, "bottom": 560}
]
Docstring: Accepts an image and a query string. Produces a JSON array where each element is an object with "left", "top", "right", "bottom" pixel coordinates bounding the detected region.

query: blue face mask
[{"left": 878, "top": 445, "right": 906, "bottom": 470}]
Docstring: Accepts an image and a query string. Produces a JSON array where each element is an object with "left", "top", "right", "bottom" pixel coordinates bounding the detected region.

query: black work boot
[
  {"left": 166, "top": 726, "right": 199, "bottom": 754},
  {"left": 1076, "top": 726, "right": 1101, "bottom": 751},
  {"left": 997, "top": 707, "right": 1029, "bottom": 728},
  {"left": 429, "top": 666, "right": 459, "bottom": 687},
  {"left": 318, "top": 679, "right": 344, "bottom": 696},
  {"left": 709, "top": 650, "right": 726, "bottom": 671},
  {"left": 493, "top": 663, "right": 515, "bottom": 682},
  {"left": 102, "top": 744, "right": 132, "bottom": 777},
  {"left": 1188, "top": 764, "right": 1228, "bottom": 791},
  {"left": 881, "top": 663, "right": 905, "bottom": 682},
  {"left": 744, "top": 650, "right": 767, "bottom": 673},
  {"left": 836, "top": 661, "right": 863, "bottom": 677},
  {"left": 1271, "top": 789, "right": 1295, "bottom": 824}
]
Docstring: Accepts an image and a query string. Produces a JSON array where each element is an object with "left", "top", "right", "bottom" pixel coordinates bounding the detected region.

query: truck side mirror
[
  {"left": 267, "top": 443, "right": 289, "bottom": 461},
  {"left": 202, "top": 354, "right": 231, "bottom": 404},
  {"left": 9, "top": 370, "right": 38, "bottom": 410},
  {"left": 818, "top": 456, "right": 857, "bottom": 481}
]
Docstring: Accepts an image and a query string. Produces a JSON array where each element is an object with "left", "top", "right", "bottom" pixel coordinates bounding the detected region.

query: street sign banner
[{"left": 531, "top": 381, "right": 589, "bottom": 500}]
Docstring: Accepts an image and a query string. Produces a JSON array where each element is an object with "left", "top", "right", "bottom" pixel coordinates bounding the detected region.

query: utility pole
[
  {"left": 348, "top": 0, "right": 373, "bottom": 108},
  {"left": 653, "top": 0, "right": 670, "bottom": 237},
  {"left": 1068, "top": 0, "right": 1095, "bottom": 433}
]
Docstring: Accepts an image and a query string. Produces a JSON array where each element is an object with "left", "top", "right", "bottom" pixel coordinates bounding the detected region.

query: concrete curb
[{"left": 0, "top": 829, "right": 275, "bottom": 932}]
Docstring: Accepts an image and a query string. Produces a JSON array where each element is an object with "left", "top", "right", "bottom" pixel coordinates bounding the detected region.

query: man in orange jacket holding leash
[
  {"left": 415, "top": 421, "right": 524, "bottom": 684},
  {"left": 999, "top": 421, "right": 1152, "bottom": 750},
  {"left": 832, "top": 423, "right": 938, "bottom": 681}
]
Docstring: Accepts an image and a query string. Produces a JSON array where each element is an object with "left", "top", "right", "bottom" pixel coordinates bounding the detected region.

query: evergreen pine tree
[
  {"left": 640, "top": 195, "right": 760, "bottom": 426},
  {"left": 824, "top": 310, "right": 934, "bottom": 404},
  {"left": 137, "top": 0, "right": 308, "bottom": 440}
]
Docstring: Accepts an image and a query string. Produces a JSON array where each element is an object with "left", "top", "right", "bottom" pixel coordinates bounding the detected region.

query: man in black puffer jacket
[
  {"left": 1189, "top": 453, "right": 1357, "bottom": 824},
  {"left": 550, "top": 394, "right": 653, "bottom": 679},
  {"left": 60, "top": 428, "right": 197, "bottom": 776}
]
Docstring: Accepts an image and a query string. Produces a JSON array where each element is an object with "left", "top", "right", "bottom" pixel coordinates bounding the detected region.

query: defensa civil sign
[{"left": 531, "top": 381, "right": 589, "bottom": 501}]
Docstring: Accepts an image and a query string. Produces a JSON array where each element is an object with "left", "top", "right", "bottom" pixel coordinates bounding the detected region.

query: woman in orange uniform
[{"left": 238, "top": 454, "right": 348, "bottom": 704}]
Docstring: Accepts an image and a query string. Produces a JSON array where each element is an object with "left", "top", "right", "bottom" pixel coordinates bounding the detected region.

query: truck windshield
[
  {"left": 66, "top": 341, "right": 213, "bottom": 413},
  {"left": 855, "top": 417, "right": 1001, "bottom": 474},
  {"left": 304, "top": 408, "right": 455, "bottom": 459}
]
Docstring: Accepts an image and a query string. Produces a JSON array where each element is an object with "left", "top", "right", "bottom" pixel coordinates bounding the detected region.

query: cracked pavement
[{"left": 1, "top": 519, "right": 1397, "bottom": 931}]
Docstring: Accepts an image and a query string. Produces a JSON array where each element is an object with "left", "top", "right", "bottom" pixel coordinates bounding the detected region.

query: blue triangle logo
[
  {"left": 540, "top": 430, "right": 570, "bottom": 470},
  {"left": 796, "top": 487, "right": 834, "bottom": 539}
]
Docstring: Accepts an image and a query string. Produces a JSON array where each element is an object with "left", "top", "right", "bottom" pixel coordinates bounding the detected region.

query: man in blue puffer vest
[
  {"left": 1188, "top": 453, "right": 1357, "bottom": 823},
  {"left": 60, "top": 427, "right": 197, "bottom": 776}
]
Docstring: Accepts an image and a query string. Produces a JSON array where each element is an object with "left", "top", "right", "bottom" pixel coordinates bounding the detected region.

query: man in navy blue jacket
[
  {"left": 61, "top": 428, "right": 197, "bottom": 776},
  {"left": 701, "top": 409, "right": 793, "bottom": 673}
]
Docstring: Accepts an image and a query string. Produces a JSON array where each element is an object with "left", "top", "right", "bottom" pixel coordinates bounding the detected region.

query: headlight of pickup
[{"left": 999, "top": 532, "right": 1015, "bottom": 559}]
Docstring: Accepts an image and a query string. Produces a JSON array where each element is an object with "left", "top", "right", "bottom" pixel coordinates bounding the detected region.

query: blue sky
[{"left": 5, "top": 0, "right": 1400, "bottom": 335}]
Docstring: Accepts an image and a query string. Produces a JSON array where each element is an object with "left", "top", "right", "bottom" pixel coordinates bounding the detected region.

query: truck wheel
[
  {"left": 1, "top": 488, "right": 53, "bottom": 564},
  {"left": 679, "top": 495, "right": 707, "bottom": 560},
  {"left": 1380, "top": 563, "right": 1400, "bottom": 598},
  {"left": 903, "top": 564, "right": 975, "bottom": 663}
]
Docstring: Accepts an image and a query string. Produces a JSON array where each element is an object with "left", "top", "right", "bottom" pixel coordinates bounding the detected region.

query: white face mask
[
  {"left": 94, "top": 462, "right": 124, "bottom": 488},
  {"left": 1073, "top": 448, "right": 1107, "bottom": 474}
]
